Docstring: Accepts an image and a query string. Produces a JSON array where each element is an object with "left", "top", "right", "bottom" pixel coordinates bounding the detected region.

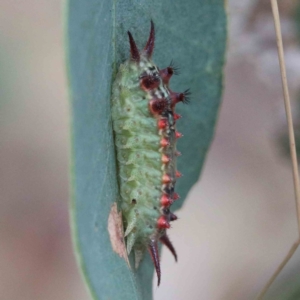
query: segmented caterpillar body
[{"left": 111, "top": 21, "right": 188, "bottom": 285}]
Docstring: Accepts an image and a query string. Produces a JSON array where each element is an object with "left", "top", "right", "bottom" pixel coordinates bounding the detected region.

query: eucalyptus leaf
[{"left": 66, "top": 0, "right": 227, "bottom": 299}]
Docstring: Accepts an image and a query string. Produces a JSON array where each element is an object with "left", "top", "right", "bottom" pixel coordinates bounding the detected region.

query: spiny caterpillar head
[{"left": 125, "top": 21, "right": 189, "bottom": 286}]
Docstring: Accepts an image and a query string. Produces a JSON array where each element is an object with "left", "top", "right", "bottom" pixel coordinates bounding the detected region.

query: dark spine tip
[
  {"left": 128, "top": 31, "right": 140, "bottom": 61},
  {"left": 169, "top": 212, "right": 178, "bottom": 221},
  {"left": 148, "top": 240, "right": 161, "bottom": 286},
  {"left": 169, "top": 59, "right": 180, "bottom": 75},
  {"left": 183, "top": 89, "right": 191, "bottom": 104},
  {"left": 144, "top": 20, "right": 155, "bottom": 58},
  {"left": 159, "top": 67, "right": 173, "bottom": 84},
  {"left": 170, "top": 89, "right": 191, "bottom": 107},
  {"left": 160, "top": 234, "right": 178, "bottom": 262}
]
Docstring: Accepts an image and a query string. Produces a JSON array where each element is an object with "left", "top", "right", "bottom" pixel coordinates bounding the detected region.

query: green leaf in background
[{"left": 66, "top": 1, "right": 227, "bottom": 299}]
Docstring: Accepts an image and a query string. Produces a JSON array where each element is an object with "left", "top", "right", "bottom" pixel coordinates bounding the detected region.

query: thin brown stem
[
  {"left": 270, "top": 1, "right": 300, "bottom": 234},
  {"left": 256, "top": 0, "right": 300, "bottom": 298},
  {"left": 256, "top": 241, "right": 300, "bottom": 300}
]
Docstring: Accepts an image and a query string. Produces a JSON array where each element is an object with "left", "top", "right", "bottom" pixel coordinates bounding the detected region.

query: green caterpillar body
[{"left": 111, "top": 22, "right": 188, "bottom": 285}]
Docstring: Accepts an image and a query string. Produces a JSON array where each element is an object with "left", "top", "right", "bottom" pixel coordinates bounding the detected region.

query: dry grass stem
[{"left": 256, "top": 0, "right": 300, "bottom": 299}]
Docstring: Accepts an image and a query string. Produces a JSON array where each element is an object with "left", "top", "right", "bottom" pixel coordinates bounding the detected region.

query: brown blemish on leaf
[{"left": 107, "top": 203, "right": 130, "bottom": 268}]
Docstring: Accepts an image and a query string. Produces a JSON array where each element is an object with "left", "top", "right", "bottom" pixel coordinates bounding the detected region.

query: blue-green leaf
[{"left": 66, "top": 1, "right": 227, "bottom": 299}]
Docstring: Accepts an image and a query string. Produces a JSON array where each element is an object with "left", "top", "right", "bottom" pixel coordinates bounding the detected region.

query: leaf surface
[{"left": 67, "top": 1, "right": 227, "bottom": 299}]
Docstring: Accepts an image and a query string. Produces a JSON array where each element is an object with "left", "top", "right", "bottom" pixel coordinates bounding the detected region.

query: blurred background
[{"left": 1, "top": 0, "right": 300, "bottom": 299}]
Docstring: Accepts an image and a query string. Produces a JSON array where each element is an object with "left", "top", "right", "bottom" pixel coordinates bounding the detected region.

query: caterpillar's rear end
[{"left": 111, "top": 21, "right": 189, "bottom": 285}]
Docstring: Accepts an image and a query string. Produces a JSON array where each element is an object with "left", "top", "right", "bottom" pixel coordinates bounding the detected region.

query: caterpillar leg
[{"left": 148, "top": 239, "right": 161, "bottom": 286}]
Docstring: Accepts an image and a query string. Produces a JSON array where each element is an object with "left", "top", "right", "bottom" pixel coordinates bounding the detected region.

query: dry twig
[{"left": 256, "top": 1, "right": 300, "bottom": 298}]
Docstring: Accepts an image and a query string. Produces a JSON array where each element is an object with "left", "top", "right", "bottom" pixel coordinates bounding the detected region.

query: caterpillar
[{"left": 111, "top": 21, "right": 188, "bottom": 286}]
